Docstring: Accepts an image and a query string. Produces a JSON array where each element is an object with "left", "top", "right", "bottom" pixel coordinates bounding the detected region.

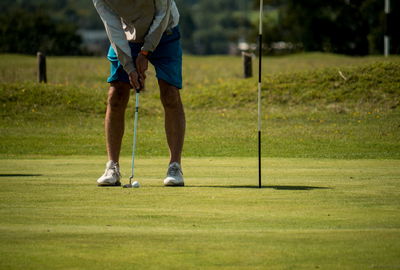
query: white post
[{"left": 384, "top": 0, "right": 390, "bottom": 57}]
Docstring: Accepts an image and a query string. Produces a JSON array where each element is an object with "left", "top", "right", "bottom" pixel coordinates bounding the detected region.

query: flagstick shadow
[
  {"left": 0, "top": 174, "right": 42, "bottom": 177},
  {"left": 187, "top": 185, "right": 332, "bottom": 190}
]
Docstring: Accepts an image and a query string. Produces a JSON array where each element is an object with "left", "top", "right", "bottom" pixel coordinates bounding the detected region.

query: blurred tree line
[
  {"left": 0, "top": 1, "right": 87, "bottom": 55},
  {"left": 262, "top": 0, "right": 399, "bottom": 55},
  {"left": 0, "top": 0, "right": 398, "bottom": 55}
]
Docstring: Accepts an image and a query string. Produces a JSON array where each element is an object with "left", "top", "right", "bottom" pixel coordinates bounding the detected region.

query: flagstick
[{"left": 258, "top": 0, "right": 263, "bottom": 188}]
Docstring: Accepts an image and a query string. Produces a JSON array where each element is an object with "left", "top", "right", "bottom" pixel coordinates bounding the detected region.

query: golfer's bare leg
[
  {"left": 159, "top": 79, "right": 185, "bottom": 165},
  {"left": 105, "top": 81, "right": 131, "bottom": 163}
]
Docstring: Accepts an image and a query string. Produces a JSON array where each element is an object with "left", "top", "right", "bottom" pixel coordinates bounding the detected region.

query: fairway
[
  {"left": 1, "top": 53, "right": 399, "bottom": 269},
  {"left": 0, "top": 157, "right": 400, "bottom": 269}
]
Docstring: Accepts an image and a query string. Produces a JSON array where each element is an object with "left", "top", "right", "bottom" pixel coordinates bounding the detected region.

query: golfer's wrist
[
  {"left": 139, "top": 50, "right": 150, "bottom": 58},
  {"left": 124, "top": 62, "right": 136, "bottom": 75}
]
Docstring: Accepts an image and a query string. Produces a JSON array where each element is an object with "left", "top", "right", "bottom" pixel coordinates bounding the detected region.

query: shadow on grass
[
  {"left": 0, "top": 174, "right": 42, "bottom": 177},
  {"left": 188, "top": 185, "right": 332, "bottom": 190}
]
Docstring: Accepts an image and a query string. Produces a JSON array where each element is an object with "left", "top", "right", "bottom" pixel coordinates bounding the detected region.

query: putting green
[{"left": 0, "top": 157, "right": 399, "bottom": 269}]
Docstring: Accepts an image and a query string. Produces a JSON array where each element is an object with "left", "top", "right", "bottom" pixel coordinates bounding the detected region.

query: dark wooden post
[
  {"left": 242, "top": 51, "right": 252, "bottom": 78},
  {"left": 37, "top": 52, "right": 47, "bottom": 83},
  {"left": 384, "top": 0, "right": 391, "bottom": 56}
]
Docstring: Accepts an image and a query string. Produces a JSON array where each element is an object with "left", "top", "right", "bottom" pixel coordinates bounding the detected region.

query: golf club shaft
[
  {"left": 258, "top": 0, "right": 263, "bottom": 188},
  {"left": 130, "top": 91, "right": 140, "bottom": 184}
]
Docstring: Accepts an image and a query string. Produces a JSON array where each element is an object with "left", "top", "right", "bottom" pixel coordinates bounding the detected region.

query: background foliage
[
  {"left": 0, "top": 0, "right": 398, "bottom": 55},
  {"left": 0, "top": 8, "right": 83, "bottom": 55},
  {"left": 274, "top": 0, "right": 400, "bottom": 55}
]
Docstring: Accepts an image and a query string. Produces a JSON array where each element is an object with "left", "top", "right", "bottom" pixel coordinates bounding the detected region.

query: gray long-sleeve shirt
[{"left": 93, "top": 0, "right": 180, "bottom": 74}]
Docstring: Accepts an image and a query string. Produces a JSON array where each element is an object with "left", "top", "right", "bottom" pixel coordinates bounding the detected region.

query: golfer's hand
[
  {"left": 135, "top": 54, "right": 148, "bottom": 86},
  {"left": 128, "top": 71, "right": 141, "bottom": 90}
]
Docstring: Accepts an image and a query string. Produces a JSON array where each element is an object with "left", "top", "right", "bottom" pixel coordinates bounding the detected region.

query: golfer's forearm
[
  {"left": 142, "top": 0, "right": 172, "bottom": 52},
  {"left": 93, "top": 0, "right": 135, "bottom": 74},
  {"left": 117, "top": 49, "right": 135, "bottom": 75}
]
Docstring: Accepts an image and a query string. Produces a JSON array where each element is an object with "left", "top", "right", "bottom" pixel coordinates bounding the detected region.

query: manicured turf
[
  {"left": 0, "top": 157, "right": 399, "bottom": 269},
  {"left": 1, "top": 53, "right": 399, "bottom": 269},
  {"left": 1, "top": 108, "right": 399, "bottom": 159},
  {"left": 1, "top": 54, "right": 399, "bottom": 158}
]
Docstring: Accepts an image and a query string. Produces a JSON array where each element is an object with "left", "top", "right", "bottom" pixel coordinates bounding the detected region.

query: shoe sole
[
  {"left": 164, "top": 182, "right": 185, "bottom": 187},
  {"left": 97, "top": 181, "right": 121, "bottom": 187}
]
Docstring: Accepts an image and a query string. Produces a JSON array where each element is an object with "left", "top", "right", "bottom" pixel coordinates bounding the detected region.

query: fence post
[
  {"left": 384, "top": 0, "right": 391, "bottom": 57},
  {"left": 37, "top": 52, "right": 47, "bottom": 83},
  {"left": 242, "top": 51, "right": 252, "bottom": 78}
]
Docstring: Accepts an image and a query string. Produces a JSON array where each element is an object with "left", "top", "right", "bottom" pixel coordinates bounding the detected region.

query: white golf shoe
[
  {"left": 164, "top": 162, "right": 184, "bottom": 186},
  {"left": 97, "top": 160, "right": 121, "bottom": 186}
]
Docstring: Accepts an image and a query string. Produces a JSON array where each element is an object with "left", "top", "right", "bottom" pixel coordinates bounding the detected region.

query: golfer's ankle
[
  {"left": 170, "top": 157, "right": 181, "bottom": 165},
  {"left": 107, "top": 157, "right": 119, "bottom": 164}
]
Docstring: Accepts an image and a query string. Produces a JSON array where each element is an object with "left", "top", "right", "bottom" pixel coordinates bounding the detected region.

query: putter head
[
  {"left": 122, "top": 182, "right": 140, "bottom": 188},
  {"left": 122, "top": 176, "right": 134, "bottom": 188}
]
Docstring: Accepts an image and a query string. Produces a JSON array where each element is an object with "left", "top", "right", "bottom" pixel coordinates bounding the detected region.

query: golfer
[{"left": 93, "top": 0, "right": 185, "bottom": 186}]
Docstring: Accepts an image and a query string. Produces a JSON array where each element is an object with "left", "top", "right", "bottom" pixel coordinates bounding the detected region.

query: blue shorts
[{"left": 107, "top": 26, "right": 182, "bottom": 89}]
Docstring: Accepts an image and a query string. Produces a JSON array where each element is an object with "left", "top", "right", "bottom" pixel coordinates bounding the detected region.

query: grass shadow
[
  {"left": 188, "top": 185, "right": 332, "bottom": 190},
  {"left": 0, "top": 174, "right": 42, "bottom": 177}
]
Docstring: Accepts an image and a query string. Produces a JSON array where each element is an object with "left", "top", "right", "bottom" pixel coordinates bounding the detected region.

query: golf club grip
[{"left": 136, "top": 80, "right": 143, "bottom": 93}]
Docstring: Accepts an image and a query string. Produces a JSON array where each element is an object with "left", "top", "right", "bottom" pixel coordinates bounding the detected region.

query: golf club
[{"left": 123, "top": 88, "right": 141, "bottom": 188}]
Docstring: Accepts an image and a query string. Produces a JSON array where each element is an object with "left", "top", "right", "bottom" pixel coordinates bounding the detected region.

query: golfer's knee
[
  {"left": 160, "top": 85, "right": 181, "bottom": 110},
  {"left": 162, "top": 93, "right": 179, "bottom": 110},
  {"left": 108, "top": 82, "right": 130, "bottom": 111}
]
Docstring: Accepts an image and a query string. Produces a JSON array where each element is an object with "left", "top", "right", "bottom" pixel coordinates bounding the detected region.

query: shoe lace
[
  {"left": 168, "top": 166, "right": 181, "bottom": 177},
  {"left": 105, "top": 165, "right": 119, "bottom": 176}
]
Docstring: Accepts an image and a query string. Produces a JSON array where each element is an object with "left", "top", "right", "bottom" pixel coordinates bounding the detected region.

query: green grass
[
  {"left": 1, "top": 53, "right": 400, "bottom": 269},
  {"left": 0, "top": 157, "right": 399, "bottom": 269},
  {"left": 1, "top": 53, "right": 399, "bottom": 158}
]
